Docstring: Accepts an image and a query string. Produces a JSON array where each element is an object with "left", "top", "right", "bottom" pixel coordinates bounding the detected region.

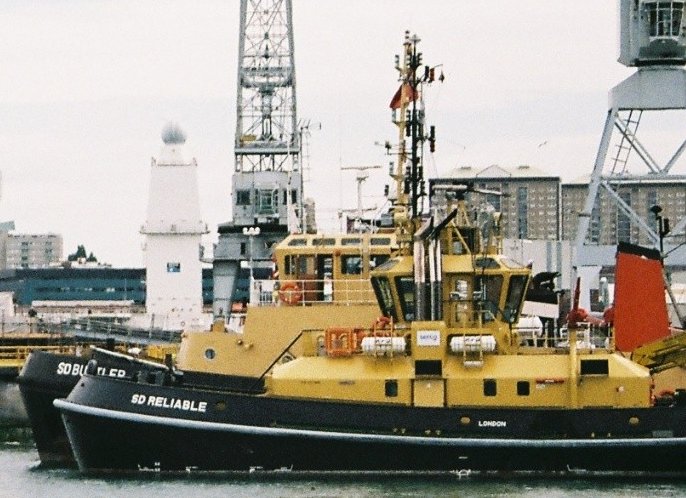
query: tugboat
[
  {"left": 56, "top": 33, "right": 686, "bottom": 475},
  {"left": 21, "top": 232, "right": 394, "bottom": 468},
  {"left": 18, "top": 342, "right": 174, "bottom": 467}
]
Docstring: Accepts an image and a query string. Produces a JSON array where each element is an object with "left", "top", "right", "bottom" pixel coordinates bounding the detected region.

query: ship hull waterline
[{"left": 55, "top": 375, "right": 686, "bottom": 475}]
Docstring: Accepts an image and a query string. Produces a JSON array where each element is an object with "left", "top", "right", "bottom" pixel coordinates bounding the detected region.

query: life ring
[
  {"left": 372, "top": 315, "right": 391, "bottom": 331},
  {"left": 279, "top": 281, "right": 303, "bottom": 305}
]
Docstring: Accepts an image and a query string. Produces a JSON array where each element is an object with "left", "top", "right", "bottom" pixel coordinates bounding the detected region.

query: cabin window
[
  {"left": 483, "top": 379, "right": 497, "bottom": 397},
  {"left": 257, "top": 189, "right": 278, "bottom": 215},
  {"left": 517, "top": 381, "right": 530, "bottom": 396},
  {"left": 341, "top": 255, "right": 362, "bottom": 275},
  {"left": 647, "top": 1, "right": 684, "bottom": 37},
  {"left": 385, "top": 379, "right": 399, "bottom": 397},
  {"left": 204, "top": 348, "right": 216, "bottom": 360},
  {"left": 167, "top": 262, "right": 181, "bottom": 273},
  {"left": 475, "top": 275, "right": 503, "bottom": 323},
  {"left": 371, "top": 276, "right": 397, "bottom": 321},
  {"left": 503, "top": 275, "right": 528, "bottom": 323},
  {"left": 312, "top": 238, "right": 335, "bottom": 246},
  {"left": 341, "top": 238, "right": 362, "bottom": 246},
  {"left": 287, "top": 238, "right": 307, "bottom": 246},
  {"left": 371, "top": 237, "right": 391, "bottom": 246},
  {"left": 415, "top": 360, "right": 442, "bottom": 376},
  {"left": 283, "top": 254, "right": 312, "bottom": 276},
  {"left": 236, "top": 189, "right": 251, "bottom": 206},
  {"left": 396, "top": 276, "right": 415, "bottom": 321},
  {"left": 284, "top": 254, "right": 294, "bottom": 275},
  {"left": 475, "top": 257, "right": 500, "bottom": 269},
  {"left": 580, "top": 359, "right": 609, "bottom": 376}
]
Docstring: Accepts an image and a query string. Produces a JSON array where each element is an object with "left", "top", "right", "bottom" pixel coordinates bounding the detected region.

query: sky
[{"left": 0, "top": 1, "right": 671, "bottom": 267}]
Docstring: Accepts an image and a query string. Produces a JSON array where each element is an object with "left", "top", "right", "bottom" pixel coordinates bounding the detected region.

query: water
[{"left": 2, "top": 435, "right": 686, "bottom": 498}]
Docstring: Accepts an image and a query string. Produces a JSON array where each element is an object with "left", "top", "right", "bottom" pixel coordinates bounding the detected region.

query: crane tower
[
  {"left": 213, "top": 0, "right": 303, "bottom": 317},
  {"left": 574, "top": 1, "right": 686, "bottom": 311}
]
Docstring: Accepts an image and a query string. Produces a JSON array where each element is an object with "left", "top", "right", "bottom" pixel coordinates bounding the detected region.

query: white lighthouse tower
[{"left": 140, "top": 124, "right": 209, "bottom": 330}]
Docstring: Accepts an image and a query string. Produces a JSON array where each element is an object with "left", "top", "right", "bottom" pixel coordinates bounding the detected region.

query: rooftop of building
[{"left": 448, "top": 164, "right": 560, "bottom": 180}]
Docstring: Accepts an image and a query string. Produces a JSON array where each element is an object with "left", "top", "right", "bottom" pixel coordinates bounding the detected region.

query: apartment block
[
  {"left": 446, "top": 165, "right": 561, "bottom": 240},
  {"left": 562, "top": 177, "right": 686, "bottom": 244},
  {"left": 1, "top": 233, "right": 63, "bottom": 269}
]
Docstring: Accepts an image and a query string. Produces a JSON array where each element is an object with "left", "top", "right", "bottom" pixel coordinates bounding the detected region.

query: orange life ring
[
  {"left": 372, "top": 315, "right": 391, "bottom": 331},
  {"left": 278, "top": 281, "right": 303, "bottom": 305}
]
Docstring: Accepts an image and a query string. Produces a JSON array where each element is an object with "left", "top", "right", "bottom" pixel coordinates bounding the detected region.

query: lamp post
[
  {"left": 242, "top": 226, "right": 261, "bottom": 304},
  {"left": 650, "top": 205, "right": 670, "bottom": 257}
]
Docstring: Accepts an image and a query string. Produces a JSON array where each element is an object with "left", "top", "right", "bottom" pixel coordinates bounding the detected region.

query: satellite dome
[{"left": 161, "top": 123, "right": 186, "bottom": 145}]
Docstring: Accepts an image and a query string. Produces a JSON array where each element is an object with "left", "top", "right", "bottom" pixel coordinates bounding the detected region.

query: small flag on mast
[{"left": 389, "top": 83, "right": 418, "bottom": 109}]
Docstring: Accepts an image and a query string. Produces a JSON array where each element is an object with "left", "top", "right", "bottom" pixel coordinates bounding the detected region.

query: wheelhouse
[
  {"left": 273, "top": 233, "right": 397, "bottom": 305},
  {"left": 370, "top": 214, "right": 530, "bottom": 330}
]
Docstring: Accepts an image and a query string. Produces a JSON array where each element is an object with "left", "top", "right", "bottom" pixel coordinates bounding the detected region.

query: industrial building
[{"left": 0, "top": 267, "right": 213, "bottom": 308}]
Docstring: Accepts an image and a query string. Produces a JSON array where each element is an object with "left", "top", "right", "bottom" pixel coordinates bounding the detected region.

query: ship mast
[{"left": 389, "top": 32, "right": 438, "bottom": 254}]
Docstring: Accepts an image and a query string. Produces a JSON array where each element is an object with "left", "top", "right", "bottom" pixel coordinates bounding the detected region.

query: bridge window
[
  {"left": 504, "top": 275, "right": 528, "bottom": 323},
  {"left": 396, "top": 276, "right": 415, "bottom": 321},
  {"left": 370, "top": 254, "right": 389, "bottom": 269},
  {"left": 341, "top": 255, "right": 362, "bottom": 275},
  {"left": 370, "top": 276, "right": 397, "bottom": 321},
  {"left": 475, "top": 275, "right": 503, "bottom": 323}
]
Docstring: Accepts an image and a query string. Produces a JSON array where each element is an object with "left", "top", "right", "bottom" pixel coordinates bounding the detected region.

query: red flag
[{"left": 389, "top": 83, "right": 418, "bottom": 109}]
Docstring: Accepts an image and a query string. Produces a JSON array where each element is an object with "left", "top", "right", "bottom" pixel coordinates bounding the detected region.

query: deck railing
[{"left": 249, "top": 278, "right": 377, "bottom": 307}]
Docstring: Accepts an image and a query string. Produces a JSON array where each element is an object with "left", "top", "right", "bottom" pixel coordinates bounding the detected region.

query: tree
[{"left": 67, "top": 245, "right": 96, "bottom": 262}]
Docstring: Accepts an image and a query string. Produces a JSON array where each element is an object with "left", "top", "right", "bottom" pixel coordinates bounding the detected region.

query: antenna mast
[{"left": 389, "top": 31, "right": 439, "bottom": 253}]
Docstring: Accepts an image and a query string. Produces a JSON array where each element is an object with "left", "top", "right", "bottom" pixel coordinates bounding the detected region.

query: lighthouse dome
[{"left": 161, "top": 123, "right": 186, "bottom": 145}]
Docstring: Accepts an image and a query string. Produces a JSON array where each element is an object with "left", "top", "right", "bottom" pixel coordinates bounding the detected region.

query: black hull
[
  {"left": 18, "top": 350, "right": 261, "bottom": 467},
  {"left": 18, "top": 350, "right": 138, "bottom": 467},
  {"left": 57, "top": 374, "right": 686, "bottom": 475}
]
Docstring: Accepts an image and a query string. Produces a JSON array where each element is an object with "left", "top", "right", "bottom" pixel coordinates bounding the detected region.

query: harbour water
[{"left": 2, "top": 431, "right": 686, "bottom": 498}]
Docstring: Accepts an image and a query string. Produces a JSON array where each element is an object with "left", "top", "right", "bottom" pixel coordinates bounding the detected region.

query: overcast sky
[{"left": 0, "top": 1, "right": 673, "bottom": 267}]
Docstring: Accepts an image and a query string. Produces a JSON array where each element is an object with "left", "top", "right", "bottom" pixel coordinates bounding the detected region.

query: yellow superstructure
[{"left": 176, "top": 233, "right": 396, "bottom": 377}]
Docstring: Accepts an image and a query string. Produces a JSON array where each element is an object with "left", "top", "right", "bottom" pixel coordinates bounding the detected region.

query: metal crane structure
[
  {"left": 213, "top": 0, "right": 303, "bottom": 317},
  {"left": 575, "top": 1, "right": 686, "bottom": 316}
]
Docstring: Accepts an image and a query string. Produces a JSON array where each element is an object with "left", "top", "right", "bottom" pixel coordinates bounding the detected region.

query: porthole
[{"left": 205, "top": 348, "right": 216, "bottom": 360}]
